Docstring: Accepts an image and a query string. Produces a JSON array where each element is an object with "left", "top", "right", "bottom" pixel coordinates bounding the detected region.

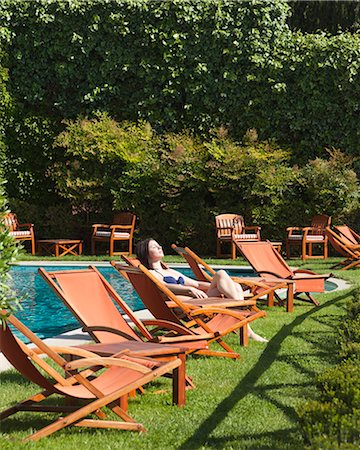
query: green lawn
[{"left": 0, "top": 255, "right": 357, "bottom": 449}]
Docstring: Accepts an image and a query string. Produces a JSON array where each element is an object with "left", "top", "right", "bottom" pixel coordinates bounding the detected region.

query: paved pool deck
[{"left": 1, "top": 260, "right": 351, "bottom": 373}]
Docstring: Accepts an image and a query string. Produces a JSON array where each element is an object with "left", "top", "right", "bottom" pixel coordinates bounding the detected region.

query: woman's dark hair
[{"left": 135, "top": 238, "right": 154, "bottom": 269}]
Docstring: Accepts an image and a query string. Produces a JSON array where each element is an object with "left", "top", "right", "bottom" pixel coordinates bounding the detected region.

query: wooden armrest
[
  {"left": 18, "top": 223, "right": 34, "bottom": 228},
  {"left": 65, "top": 356, "right": 156, "bottom": 373},
  {"left": 243, "top": 226, "right": 261, "bottom": 231},
  {"left": 92, "top": 224, "right": 110, "bottom": 228},
  {"left": 189, "top": 307, "right": 253, "bottom": 320},
  {"left": 32, "top": 346, "right": 100, "bottom": 359},
  {"left": 82, "top": 326, "right": 138, "bottom": 341},
  {"left": 157, "top": 334, "right": 214, "bottom": 343},
  {"left": 110, "top": 225, "right": 133, "bottom": 230},
  {"left": 142, "top": 319, "right": 194, "bottom": 335}
]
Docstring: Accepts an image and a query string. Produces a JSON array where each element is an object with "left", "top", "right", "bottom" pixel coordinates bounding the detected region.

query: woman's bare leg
[
  {"left": 207, "top": 270, "right": 244, "bottom": 300},
  {"left": 207, "top": 270, "right": 268, "bottom": 342}
]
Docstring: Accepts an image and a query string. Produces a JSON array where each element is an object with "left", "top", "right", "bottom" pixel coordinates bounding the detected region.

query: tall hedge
[{"left": 1, "top": 0, "right": 359, "bottom": 159}]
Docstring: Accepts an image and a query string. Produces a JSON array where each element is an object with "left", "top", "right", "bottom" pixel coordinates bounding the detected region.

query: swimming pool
[{"left": 8, "top": 264, "right": 338, "bottom": 340}]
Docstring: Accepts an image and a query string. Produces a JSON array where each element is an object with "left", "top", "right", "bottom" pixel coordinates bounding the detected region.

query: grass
[{"left": 1, "top": 254, "right": 358, "bottom": 448}]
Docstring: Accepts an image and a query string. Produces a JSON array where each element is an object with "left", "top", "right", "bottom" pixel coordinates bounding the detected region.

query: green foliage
[
  {"left": 52, "top": 113, "right": 160, "bottom": 216},
  {"left": 289, "top": 1, "right": 360, "bottom": 34},
  {"left": 0, "top": 180, "right": 19, "bottom": 321},
  {"left": 297, "top": 149, "right": 359, "bottom": 219},
  {"left": 54, "top": 115, "right": 359, "bottom": 251},
  {"left": 299, "top": 288, "right": 360, "bottom": 447},
  {"left": 0, "top": 46, "right": 11, "bottom": 175},
  {"left": 4, "top": 112, "right": 60, "bottom": 205},
  {"left": 1, "top": 0, "right": 359, "bottom": 158}
]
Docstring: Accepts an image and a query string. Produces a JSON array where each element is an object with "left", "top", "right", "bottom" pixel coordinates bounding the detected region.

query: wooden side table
[{"left": 37, "top": 239, "right": 83, "bottom": 257}]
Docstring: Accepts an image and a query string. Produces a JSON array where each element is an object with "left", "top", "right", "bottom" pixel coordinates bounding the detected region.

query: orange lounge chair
[
  {"left": 286, "top": 214, "right": 331, "bottom": 260},
  {"left": 39, "top": 266, "right": 213, "bottom": 398},
  {"left": 0, "top": 311, "right": 182, "bottom": 441},
  {"left": 326, "top": 227, "right": 360, "bottom": 270},
  {"left": 170, "top": 244, "right": 295, "bottom": 312},
  {"left": 91, "top": 212, "right": 136, "bottom": 256},
  {"left": 235, "top": 241, "right": 331, "bottom": 306},
  {"left": 334, "top": 225, "right": 360, "bottom": 247},
  {"left": 215, "top": 213, "right": 261, "bottom": 259},
  {"left": 112, "top": 261, "right": 267, "bottom": 359},
  {"left": 3, "top": 212, "right": 35, "bottom": 255}
]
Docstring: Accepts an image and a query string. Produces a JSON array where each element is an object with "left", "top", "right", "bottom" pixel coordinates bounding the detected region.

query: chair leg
[
  {"left": 109, "top": 239, "right": 114, "bottom": 257},
  {"left": 324, "top": 242, "right": 328, "bottom": 259},
  {"left": 302, "top": 239, "right": 307, "bottom": 261},
  {"left": 31, "top": 238, "right": 35, "bottom": 256},
  {"left": 129, "top": 239, "right": 133, "bottom": 255},
  {"left": 239, "top": 326, "right": 249, "bottom": 347},
  {"left": 231, "top": 241, "right": 236, "bottom": 260}
]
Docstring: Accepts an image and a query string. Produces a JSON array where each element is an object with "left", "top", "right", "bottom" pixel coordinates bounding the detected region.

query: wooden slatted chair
[
  {"left": 3, "top": 212, "right": 35, "bottom": 255},
  {"left": 0, "top": 310, "right": 181, "bottom": 441},
  {"left": 215, "top": 213, "right": 261, "bottom": 259},
  {"left": 91, "top": 212, "right": 136, "bottom": 256},
  {"left": 286, "top": 214, "right": 331, "bottom": 260}
]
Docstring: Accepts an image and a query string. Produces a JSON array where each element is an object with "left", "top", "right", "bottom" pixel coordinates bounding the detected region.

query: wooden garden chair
[
  {"left": 171, "top": 244, "right": 295, "bottom": 312},
  {"left": 326, "top": 227, "right": 360, "bottom": 270},
  {"left": 286, "top": 214, "right": 331, "bottom": 260},
  {"left": 3, "top": 212, "right": 35, "bottom": 255},
  {"left": 215, "top": 213, "right": 261, "bottom": 259},
  {"left": 91, "top": 212, "right": 136, "bottom": 256},
  {"left": 235, "top": 241, "right": 331, "bottom": 306},
  {"left": 112, "top": 261, "right": 267, "bottom": 359},
  {"left": 0, "top": 310, "right": 182, "bottom": 441}
]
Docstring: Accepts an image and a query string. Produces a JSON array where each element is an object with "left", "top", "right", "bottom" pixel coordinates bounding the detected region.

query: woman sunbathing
[{"left": 136, "top": 238, "right": 268, "bottom": 342}]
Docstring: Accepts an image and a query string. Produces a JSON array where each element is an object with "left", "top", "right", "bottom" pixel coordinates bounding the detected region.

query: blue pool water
[{"left": 8, "top": 265, "right": 337, "bottom": 340}]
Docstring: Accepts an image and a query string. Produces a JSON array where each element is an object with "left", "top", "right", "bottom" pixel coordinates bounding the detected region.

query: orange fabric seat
[
  {"left": 113, "top": 260, "right": 267, "bottom": 358},
  {"left": 0, "top": 311, "right": 182, "bottom": 441},
  {"left": 326, "top": 227, "right": 360, "bottom": 270},
  {"left": 235, "top": 241, "right": 331, "bottom": 306}
]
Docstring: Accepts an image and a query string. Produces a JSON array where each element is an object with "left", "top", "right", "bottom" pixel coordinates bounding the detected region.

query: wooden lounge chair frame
[
  {"left": 215, "top": 213, "right": 261, "bottom": 260},
  {"left": 91, "top": 212, "right": 136, "bottom": 256},
  {"left": 326, "top": 227, "right": 360, "bottom": 270},
  {"left": 334, "top": 225, "right": 360, "bottom": 247},
  {"left": 0, "top": 311, "right": 181, "bottom": 441},
  {"left": 39, "top": 265, "right": 215, "bottom": 398},
  {"left": 171, "top": 244, "right": 295, "bottom": 312},
  {"left": 112, "top": 261, "right": 267, "bottom": 359},
  {"left": 3, "top": 212, "right": 35, "bottom": 255},
  {"left": 235, "top": 241, "right": 332, "bottom": 306},
  {"left": 286, "top": 214, "right": 331, "bottom": 260}
]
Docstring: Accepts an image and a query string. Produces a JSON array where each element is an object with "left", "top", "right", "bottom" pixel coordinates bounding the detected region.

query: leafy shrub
[
  {"left": 52, "top": 115, "right": 359, "bottom": 251},
  {"left": 1, "top": 0, "right": 359, "bottom": 157},
  {"left": 299, "top": 288, "right": 360, "bottom": 447},
  {"left": 0, "top": 180, "right": 19, "bottom": 322},
  {"left": 4, "top": 111, "right": 61, "bottom": 205},
  {"left": 0, "top": 46, "right": 11, "bottom": 174}
]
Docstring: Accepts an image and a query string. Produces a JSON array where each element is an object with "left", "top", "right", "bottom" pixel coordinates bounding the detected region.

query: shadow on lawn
[{"left": 179, "top": 292, "right": 350, "bottom": 450}]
